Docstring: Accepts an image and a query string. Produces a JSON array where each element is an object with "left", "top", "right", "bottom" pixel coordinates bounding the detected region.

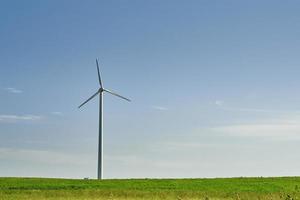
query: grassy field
[{"left": 0, "top": 177, "right": 300, "bottom": 200}]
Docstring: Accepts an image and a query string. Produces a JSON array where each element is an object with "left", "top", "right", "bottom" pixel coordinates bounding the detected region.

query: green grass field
[{"left": 0, "top": 177, "right": 300, "bottom": 200}]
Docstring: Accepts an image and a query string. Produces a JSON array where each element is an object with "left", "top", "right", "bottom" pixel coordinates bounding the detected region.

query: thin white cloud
[
  {"left": 211, "top": 116, "right": 300, "bottom": 140},
  {"left": 159, "top": 141, "right": 220, "bottom": 150},
  {"left": 4, "top": 87, "right": 23, "bottom": 94},
  {"left": 0, "top": 148, "right": 92, "bottom": 166},
  {"left": 214, "top": 100, "right": 300, "bottom": 114},
  {"left": 152, "top": 106, "right": 168, "bottom": 111},
  {"left": 50, "top": 111, "right": 63, "bottom": 116},
  {"left": 0, "top": 115, "right": 42, "bottom": 123},
  {"left": 222, "top": 107, "right": 291, "bottom": 113},
  {"left": 215, "top": 100, "right": 224, "bottom": 106},
  {"left": 106, "top": 155, "right": 144, "bottom": 165}
]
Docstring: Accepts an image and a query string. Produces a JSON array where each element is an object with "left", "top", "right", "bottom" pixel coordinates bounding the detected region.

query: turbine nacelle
[{"left": 78, "top": 59, "right": 131, "bottom": 108}]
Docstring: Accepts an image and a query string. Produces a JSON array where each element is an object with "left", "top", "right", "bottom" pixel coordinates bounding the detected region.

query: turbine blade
[
  {"left": 78, "top": 90, "right": 100, "bottom": 108},
  {"left": 96, "top": 59, "right": 103, "bottom": 87},
  {"left": 103, "top": 89, "right": 131, "bottom": 102}
]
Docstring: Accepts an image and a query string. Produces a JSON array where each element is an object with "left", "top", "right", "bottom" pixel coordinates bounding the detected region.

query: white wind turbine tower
[{"left": 78, "top": 59, "right": 131, "bottom": 180}]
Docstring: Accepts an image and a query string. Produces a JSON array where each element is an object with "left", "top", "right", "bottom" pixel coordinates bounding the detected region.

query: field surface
[{"left": 0, "top": 177, "right": 300, "bottom": 200}]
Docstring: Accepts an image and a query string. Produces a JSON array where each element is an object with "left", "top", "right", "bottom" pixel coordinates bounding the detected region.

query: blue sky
[{"left": 1, "top": 0, "right": 300, "bottom": 178}]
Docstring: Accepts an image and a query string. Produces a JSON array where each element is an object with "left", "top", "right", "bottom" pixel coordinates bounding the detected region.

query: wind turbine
[{"left": 78, "top": 59, "right": 131, "bottom": 180}]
